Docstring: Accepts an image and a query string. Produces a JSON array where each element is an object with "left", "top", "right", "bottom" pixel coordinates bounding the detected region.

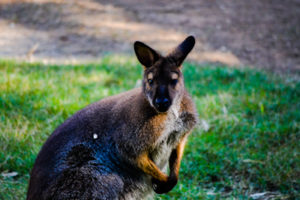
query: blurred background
[
  {"left": 0, "top": 0, "right": 299, "bottom": 71},
  {"left": 0, "top": 0, "right": 299, "bottom": 200}
]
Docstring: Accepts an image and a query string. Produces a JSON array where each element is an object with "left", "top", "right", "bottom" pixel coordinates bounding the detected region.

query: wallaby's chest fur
[{"left": 150, "top": 102, "right": 186, "bottom": 169}]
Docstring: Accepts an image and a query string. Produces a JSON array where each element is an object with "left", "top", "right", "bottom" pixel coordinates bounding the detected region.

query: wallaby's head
[{"left": 134, "top": 36, "right": 195, "bottom": 113}]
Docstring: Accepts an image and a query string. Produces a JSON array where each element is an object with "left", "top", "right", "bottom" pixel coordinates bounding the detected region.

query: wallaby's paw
[
  {"left": 180, "top": 112, "right": 197, "bottom": 130},
  {"left": 152, "top": 176, "right": 178, "bottom": 194}
]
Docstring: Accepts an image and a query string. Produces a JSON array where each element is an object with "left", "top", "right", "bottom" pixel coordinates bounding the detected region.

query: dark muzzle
[
  {"left": 154, "top": 97, "right": 170, "bottom": 112},
  {"left": 153, "top": 85, "right": 171, "bottom": 112}
]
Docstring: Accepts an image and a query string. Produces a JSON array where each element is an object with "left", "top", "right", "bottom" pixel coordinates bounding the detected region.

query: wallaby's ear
[
  {"left": 134, "top": 41, "right": 160, "bottom": 68},
  {"left": 167, "top": 35, "right": 195, "bottom": 67}
]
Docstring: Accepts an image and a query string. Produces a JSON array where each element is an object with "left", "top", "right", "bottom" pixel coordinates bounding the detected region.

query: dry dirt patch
[{"left": 0, "top": 0, "right": 299, "bottom": 72}]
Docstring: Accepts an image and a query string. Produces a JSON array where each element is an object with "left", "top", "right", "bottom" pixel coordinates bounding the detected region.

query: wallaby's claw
[{"left": 151, "top": 176, "right": 178, "bottom": 194}]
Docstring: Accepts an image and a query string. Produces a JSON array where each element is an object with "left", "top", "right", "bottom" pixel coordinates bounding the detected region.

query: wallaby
[{"left": 27, "top": 36, "right": 198, "bottom": 200}]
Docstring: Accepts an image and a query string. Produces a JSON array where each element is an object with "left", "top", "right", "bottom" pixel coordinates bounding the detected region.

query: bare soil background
[{"left": 0, "top": 0, "right": 299, "bottom": 72}]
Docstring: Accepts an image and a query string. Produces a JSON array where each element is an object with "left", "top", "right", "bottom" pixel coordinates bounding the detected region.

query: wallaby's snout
[{"left": 154, "top": 85, "right": 171, "bottom": 112}]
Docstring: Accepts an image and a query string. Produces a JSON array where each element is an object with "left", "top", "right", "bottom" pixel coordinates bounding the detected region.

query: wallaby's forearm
[
  {"left": 169, "top": 135, "right": 188, "bottom": 179},
  {"left": 132, "top": 129, "right": 188, "bottom": 183},
  {"left": 135, "top": 134, "right": 188, "bottom": 184},
  {"left": 150, "top": 136, "right": 188, "bottom": 194},
  {"left": 136, "top": 152, "right": 168, "bottom": 182}
]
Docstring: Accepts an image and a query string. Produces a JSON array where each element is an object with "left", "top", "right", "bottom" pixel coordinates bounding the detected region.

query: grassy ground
[{"left": 0, "top": 56, "right": 299, "bottom": 199}]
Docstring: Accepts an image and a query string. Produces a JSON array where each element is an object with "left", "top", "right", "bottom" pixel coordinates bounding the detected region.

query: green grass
[{"left": 0, "top": 56, "right": 299, "bottom": 199}]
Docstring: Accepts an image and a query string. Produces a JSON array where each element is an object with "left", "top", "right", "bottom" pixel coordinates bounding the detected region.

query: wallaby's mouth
[{"left": 153, "top": 97, "right": 171, "bottom": 113}]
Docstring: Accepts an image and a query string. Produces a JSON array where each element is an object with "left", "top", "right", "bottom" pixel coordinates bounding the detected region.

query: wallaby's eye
[
  {"left": 170, "top": 72, "right": 179, "bottom": 86},
  {"left": 171, "top": 79, "right": 178, "bottom": 85},
  {"left": 148, "top": 79, "right": 153, "bottom": 85}
]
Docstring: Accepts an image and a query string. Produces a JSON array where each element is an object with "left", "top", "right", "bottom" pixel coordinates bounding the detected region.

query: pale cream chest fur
[{"left": 151, "top": 102, "right": 188, "bottom": 171}]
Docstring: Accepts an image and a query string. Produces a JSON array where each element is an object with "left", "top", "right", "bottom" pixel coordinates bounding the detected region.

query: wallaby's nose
[{"left": 154, "top": 97, "right": 170, "bottom": 112}]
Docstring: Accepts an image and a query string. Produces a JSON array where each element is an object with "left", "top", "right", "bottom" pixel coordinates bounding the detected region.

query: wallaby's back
[{"left": 28, "top": 88, "right": 152, "bottom": 199}]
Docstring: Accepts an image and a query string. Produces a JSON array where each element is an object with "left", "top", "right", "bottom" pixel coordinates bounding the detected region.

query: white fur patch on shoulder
[{"left": 171, "top": 106, "right": 179, "bottom": 119}]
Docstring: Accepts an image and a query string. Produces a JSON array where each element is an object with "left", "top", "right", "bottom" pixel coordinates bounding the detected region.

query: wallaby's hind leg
[{"left": 44, "top": 165, "right": 124, "bottom": 200}]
